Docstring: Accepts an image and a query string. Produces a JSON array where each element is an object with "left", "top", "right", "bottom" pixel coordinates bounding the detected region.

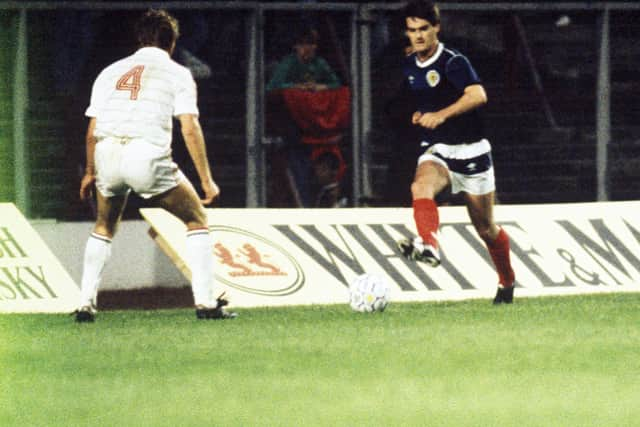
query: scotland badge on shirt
[{"left": 426, "top": 70, "right": 440, "bottom": 87}]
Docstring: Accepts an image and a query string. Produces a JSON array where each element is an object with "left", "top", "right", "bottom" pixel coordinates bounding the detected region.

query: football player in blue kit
[{"left": 395, "top": 0, "right": 515, "bottom": 304}]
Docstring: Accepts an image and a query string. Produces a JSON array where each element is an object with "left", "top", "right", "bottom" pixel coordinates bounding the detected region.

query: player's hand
[
  {"left": 79, "top": 173, "right": 96, "bottom": 201},
  {"left": 416, "top": 112, "right": 446, "bottom": 129},
  {"left": 412, "top": 111, "right": 423, "bottom": 125},
  {"left": 201, "top": 179, "right": 220, "bottom": 205}
]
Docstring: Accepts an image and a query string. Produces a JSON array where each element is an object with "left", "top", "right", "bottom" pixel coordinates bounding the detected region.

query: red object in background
[
  {"left": 310, "top": 143, "right": 347, "bottom": 181},
  {"left": 280, "top": 86, "right": 351, "bottom": 144},
  {"left": 279, "top": 86, "right": 351, "bottom": 181}
]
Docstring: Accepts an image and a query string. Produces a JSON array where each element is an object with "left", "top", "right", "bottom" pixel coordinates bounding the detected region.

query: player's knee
[{"left": 411, "top": 179, "right": 435, "bottom": 199}]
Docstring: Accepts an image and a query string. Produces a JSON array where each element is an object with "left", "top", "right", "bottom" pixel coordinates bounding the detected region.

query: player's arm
[
  {"left": 415, "top": 84, "right": 487, "bottom": 129},
  {"left": 178, "top": 113, "right": 219, "bottom": 205},
  {"left": 80, "top": 117, "right": 97, "bottom": 201}
]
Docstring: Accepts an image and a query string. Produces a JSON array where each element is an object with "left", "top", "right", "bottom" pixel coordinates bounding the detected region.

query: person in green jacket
[
  {"left": 266, "top": 26, "right": 345, "bottom": 208},
  {"left": 266, "top": 27, "right": 341, "bottom": 92}
]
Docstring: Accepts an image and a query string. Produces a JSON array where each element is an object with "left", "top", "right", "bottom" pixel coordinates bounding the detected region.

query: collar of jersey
[
  {"left": 414, "top": 43, "right": 444, "bottom": 68},
  {"left": 136, "top": 46, "right": 170, "bottom": 58}
]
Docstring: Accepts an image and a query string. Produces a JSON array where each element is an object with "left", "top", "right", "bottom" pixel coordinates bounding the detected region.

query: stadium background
[
  {"left": 2, "top": 5, "right": 640, "bottom": 424},
  {"left": 1, "top": 0, "right": 639, "bottom": 221}
]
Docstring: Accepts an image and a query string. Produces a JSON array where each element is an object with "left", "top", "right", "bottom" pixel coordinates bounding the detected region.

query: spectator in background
[
  {"left": 172, "top": 11, "right": 212, "bottom": 80},
  {"left": 266, "top": 27, "right": 341, "bottom": 92},
  {"left": 266, "top": 27, "right": 349, "bottom": 208}
]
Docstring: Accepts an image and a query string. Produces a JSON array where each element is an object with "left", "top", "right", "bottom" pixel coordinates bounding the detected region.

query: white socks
[
  {"left": 79, "top": 233, "right": 112, "bottom": 307},
  {"left": 185, "top": 229, "right": 214, "bottom": 307},
  {"left": 79, "top": 229, "right": 215, "bottom": 308}
]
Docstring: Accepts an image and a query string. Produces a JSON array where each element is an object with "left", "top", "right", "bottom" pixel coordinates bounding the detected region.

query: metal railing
[{"left": 2, "top": 1, "right": 639, "bottom": 216}]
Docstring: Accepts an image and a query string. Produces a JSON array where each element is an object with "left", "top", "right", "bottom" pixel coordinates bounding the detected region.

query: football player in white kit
[{"left": 75, "top": 9, "right": 235, "bottom": 321}]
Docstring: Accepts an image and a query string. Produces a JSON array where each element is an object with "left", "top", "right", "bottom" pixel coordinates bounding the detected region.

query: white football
[{"left": 349, "top": 273, "right": 390, "bottom": 313}]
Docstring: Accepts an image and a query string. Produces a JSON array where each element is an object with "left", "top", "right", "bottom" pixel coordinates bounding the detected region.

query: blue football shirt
[{"left": 402, "top": 43, "right": 486, "bottom": 146}]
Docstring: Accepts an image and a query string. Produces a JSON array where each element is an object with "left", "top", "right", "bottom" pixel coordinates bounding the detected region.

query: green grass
[{"left": 2, "top": 293, "right": 640, "bottom": 427}]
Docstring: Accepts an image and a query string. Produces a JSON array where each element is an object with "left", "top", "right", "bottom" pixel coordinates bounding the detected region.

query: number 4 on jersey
[{"left": 116, "top": 65, "right": 145, "bottom": 100}]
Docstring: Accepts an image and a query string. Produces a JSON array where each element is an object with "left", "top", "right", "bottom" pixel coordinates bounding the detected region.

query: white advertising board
[
  {"left": 0, "top": 203, "right": 79, "bottom": 313},
  {"left": 141, "top": 202, "right": 640, "bottom": 308}
]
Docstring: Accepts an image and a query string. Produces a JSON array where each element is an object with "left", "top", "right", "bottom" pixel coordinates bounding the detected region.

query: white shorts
[
  {"left": 95, "top": 137, "right": 185, "bottom": 199},
  {"left": 417, "top": 139, "right": 495, "bottom": 195}
]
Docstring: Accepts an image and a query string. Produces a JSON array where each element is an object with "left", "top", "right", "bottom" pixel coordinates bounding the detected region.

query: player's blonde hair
[{"left": 137, "top": 9, "right": 180, "bottom": 51}]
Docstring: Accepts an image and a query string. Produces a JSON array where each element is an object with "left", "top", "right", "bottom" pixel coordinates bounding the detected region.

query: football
[{"left": 349, "top": 273, "right": 390, "bottom": 313}]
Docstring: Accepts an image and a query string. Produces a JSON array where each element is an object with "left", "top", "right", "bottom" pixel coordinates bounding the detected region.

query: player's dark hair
[
  {"left": 403, "top": 0, "right": 441, "bottom": 26},
  {"left": 137, "top": 9, "right": 179, "bottom": 51}
]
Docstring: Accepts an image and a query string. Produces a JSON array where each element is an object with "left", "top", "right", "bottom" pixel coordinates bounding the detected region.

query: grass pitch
[{"left": 1, "top": 293, "right": 639, "bottom": 427}]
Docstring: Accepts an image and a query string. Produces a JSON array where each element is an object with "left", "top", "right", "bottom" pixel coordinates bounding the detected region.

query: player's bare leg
[
  {"left": 412, "top": 160, "right": 450, "bottom": 201},
  {"left": 398, "top": 160, "right": 449, "bottom": 266},
  {"left": 75, "top": 192, "right": 128, "bottom": 322},
  {"left": 155, "top": 180, "right": 236, "bottom": 319},
  {"left": 93, "top": 191, "right": 129, "bottom": 238},
  {"left": 464, "top": 191, "right": 515, "bottom": 303},
  {"left": 464, "top": 191, "right": 499, "bottom": 242}
]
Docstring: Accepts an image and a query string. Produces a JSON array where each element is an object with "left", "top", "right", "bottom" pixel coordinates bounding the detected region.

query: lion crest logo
[
  {"left": 211, "top": 226, "right": 305, "bottom": 296},
  {"left": 426, "top": 70, "right": 440, "bottom": 87}
]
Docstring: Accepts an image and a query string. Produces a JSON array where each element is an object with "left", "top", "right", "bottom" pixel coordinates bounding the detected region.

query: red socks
[
  {"left": 487, "top": 228, "right": 515, "bottom": 287},
  {"left": 413, "top": 198, "right": 439, "bottom": 247},
  {"left": 413, "top": 198, "right": 514, "bottom": 286}
]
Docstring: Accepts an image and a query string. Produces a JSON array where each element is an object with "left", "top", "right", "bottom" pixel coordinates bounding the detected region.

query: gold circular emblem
[{"left": 426, "top": 70, "right": 440, "bottom": 87}]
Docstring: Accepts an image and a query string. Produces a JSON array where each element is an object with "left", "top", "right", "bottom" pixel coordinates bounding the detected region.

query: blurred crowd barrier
[{"left": 0, "top": 2, "right": 638, "bottom": 220}]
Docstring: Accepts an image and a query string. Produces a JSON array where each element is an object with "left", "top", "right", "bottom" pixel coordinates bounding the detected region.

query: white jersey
[{"left": 85, "top": 47, "right": 198, "bottom": 152}]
